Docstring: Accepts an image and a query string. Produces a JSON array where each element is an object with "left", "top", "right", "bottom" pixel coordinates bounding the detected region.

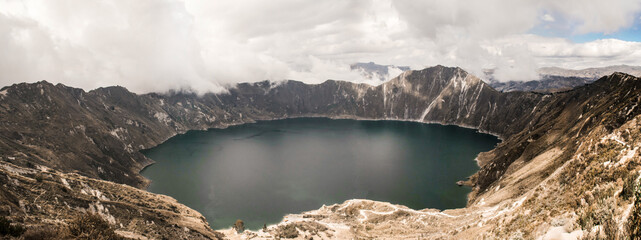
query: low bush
[
  {"left": 0, "top": 216, "right": 25, "bottom": 237},
  {"left": 22, "top": 226, "right": 62, "bottom": 240},
  {"left": 629, "top": 184, "right": 641, "bottom": 239},
  {"left": 233, "top": 219, "right": 245, "bottom": 233},
  {"left": 621, "top": 172, "right": 640, "bottom": 200},
  {"left": 66, "top": 212, "right": 123, "bottom": 240},
  {"left": 35, "top": 174, "right": 44, "bottom": 182}
]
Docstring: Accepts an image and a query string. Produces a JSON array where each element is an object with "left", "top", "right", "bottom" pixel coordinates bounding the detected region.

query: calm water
[{"left": 141, "top": 118, "right": 499, "bottom": 229}]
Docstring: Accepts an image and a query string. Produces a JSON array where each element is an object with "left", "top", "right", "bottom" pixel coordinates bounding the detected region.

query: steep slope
[
  {"left": 0, "top": 66, "right": 541, "bottom": 189},
  {"left": 0, "top": 66, "right": 640, "bottom": 239},
  {"left": 247, "top": 72, "right": 641, "bottom": 239},
  {"left": 0, "top": 161, "right": 222, "bottom": 239}
]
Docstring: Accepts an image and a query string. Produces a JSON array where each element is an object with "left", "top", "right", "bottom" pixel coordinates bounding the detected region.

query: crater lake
[{"left": 141, "top": 118, "right": 500, "bottom": 229}]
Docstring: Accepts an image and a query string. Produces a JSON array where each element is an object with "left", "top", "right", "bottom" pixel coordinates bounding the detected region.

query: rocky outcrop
[{"left": 1, "top": 66, "right": 640, "bottom": 238}]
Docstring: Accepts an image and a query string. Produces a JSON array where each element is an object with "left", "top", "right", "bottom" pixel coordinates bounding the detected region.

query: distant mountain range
[
  {"left": 537, "top": 65, "right": 641, "bottom": 79},
  {"left": 350, "top": 62, "right": 411, "bottom": 81},
  {"left": 353, "top": 62, "right": 641, "bottom": 93},
  {"left": 487, "top": 65, "right": 641, "bottom": 93}
]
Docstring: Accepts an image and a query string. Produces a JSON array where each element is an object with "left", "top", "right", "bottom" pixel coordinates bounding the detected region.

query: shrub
[
  {"left": 621, "top": 173, "right": 640, "bottom": 200},
  {"left": 629, "top": 183, "right": 641, "bottom": 239},
  {"left": 35, "top": 174, "right": 44, "bottom": 182},
  {"left": 277, "top": 224, "right": 299, "bottom": 239},
  {"left": 602, "top": 214, "right": 618, "bottom": 240},
  {"left": 234, "top": 219, "right": 245, "bottom": 233},
  {"left": 66, "top": 213, "right": 123, "bottom": 240},
  {"left": 22, "top": 226, "right": 62, "bottom": 240},
  {"left": 12, "top": 213, "right": 124, "bottom": 240},
  {"left": 0, "top": 216, "right": 25, "bottom": 237},
  {"left": 577, "top": 197, "right": 616, "bottom": 231}
]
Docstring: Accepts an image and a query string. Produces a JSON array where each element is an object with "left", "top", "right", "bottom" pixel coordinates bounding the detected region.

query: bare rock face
[{"left": 0, "top": 66, "right": 640, "bottom": 239}]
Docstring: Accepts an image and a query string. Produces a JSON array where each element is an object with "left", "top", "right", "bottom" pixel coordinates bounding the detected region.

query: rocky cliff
[{"left": 0, "top": 66, "right": 640, "bottom": 239}]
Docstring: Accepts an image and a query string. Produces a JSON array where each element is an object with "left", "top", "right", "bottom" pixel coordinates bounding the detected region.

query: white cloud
[
  {"left": 541, "top": 14, "right": 555, "bottom": 22},
  {"left": 0, "top": 0, "right": 640, "bottom": 92}
]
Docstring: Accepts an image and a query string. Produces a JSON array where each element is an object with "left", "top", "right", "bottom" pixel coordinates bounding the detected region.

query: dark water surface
[{"left": 141, "top": 118, "right": 499, "bottom": 229}]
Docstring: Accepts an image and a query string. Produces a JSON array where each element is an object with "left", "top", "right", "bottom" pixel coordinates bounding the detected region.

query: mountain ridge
[
  {"left": 488, "top": 65, "right": 641, "bottom": 93},
  {"left": 0, "top": 66, "right": 640, "bottom": 238}
]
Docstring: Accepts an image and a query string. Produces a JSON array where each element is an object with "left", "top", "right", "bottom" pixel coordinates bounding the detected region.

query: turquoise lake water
[{"left": 141, "top": 118, "right": 500, "bottom": 229}]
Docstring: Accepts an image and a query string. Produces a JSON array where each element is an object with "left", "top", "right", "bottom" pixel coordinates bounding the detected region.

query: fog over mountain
[
  {"left": 2, "top": 67, "right": 641, "bottom": 238},
  {"left": 486, "top": 65, "right": 641, "bottom": 92},
  {"left": 1, "top": 0, "right": 641, "bottom": 94},
  {"left": 537, "top": 65, "right": 641, "bottom": 79},
  {"left": 4, "top": 1, "right": 641, "bottom": 239},
  {"left": 350, "top": 62, "right": 411, "bottom": 82},
  {"left": 351, "top": 63, "right": 641, "bottom": 93}
]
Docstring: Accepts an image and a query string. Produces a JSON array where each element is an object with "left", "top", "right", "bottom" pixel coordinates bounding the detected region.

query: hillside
[{"left": 0, "top": 66, "right": 640, "bottom": 239}]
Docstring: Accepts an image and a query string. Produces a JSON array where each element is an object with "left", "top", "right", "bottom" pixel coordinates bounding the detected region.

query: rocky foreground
[{"left": 0, "top": 66, "right": 640, "bottom": 239}]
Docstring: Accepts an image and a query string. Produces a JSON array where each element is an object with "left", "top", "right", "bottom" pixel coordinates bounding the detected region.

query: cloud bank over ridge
[{"left": 1, "top": 0, "right": 640, "bottom": 94}]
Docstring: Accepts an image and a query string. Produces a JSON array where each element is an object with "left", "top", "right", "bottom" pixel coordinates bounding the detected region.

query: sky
[{"left": 1, "top": 0, "right": 641, "bottom": 94}]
